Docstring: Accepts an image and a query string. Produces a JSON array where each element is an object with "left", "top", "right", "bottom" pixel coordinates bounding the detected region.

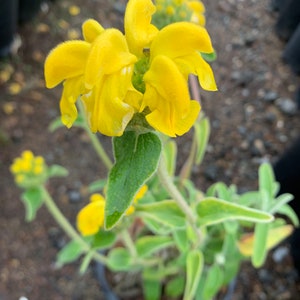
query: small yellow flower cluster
[
  {"left": 153, "top": 0, "right": 206, "bottom": 29},
  {"left": 77, "top": 186, "right": 148, "bottom": 236},
  {"left": 10, "top": 150, "right": 46, "bottom": 185}
]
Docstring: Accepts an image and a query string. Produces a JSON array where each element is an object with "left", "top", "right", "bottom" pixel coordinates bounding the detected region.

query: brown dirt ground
[{"left": 1, "top": 0, "right": 300, "bottom": 299}]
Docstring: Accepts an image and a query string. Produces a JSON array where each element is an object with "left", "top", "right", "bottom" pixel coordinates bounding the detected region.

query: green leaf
[
  {"left": 201, "top": 51, "right": 217, "bottom": 62},
  {"left": 142, "top": 217, "right": 173, "bottom": 235},
  {"left": 270, "top": 193, "right": 294, "bottom": 214},
  {"left": 21, "top": 188, "right": 44, "bottom": 221},
  {"left": 136, "top": 236, "right": 174, "bottom": 258},
  {"left": 107, "top": 248, "right": 132, "bottom": 271},
  {"left": 173, "top": 229, "right": 189, "bottom": 252},
  {"left": 166, "top": 276, "right": 185, "bottom": 298},
  {"left": 88, "top": 179, "right": 107, "bottom": 193},
  {"left": 184, "top": 249, "right": 204, "bottom": 300},
  {"left": 239, "top": 191, "right": 260, "bottom": 207},
  {"left": 92, "top": 230, "right": 117, "bottom": 250},
  {"left": 206, "top": 182, "right": 230, "bottom": 201},
  {"left": 142, "top": 278, "right": 162, "bottom": 300},
  {"left": 79, "top": 250, "right": 94, "bottom": 275},
  {"left": 202, "top": 264, "right": 224, "bottom": 300},
  {"left": 196, "top": 197, "right": 273, "bottom": 226},
  {"left": 47, "top": 165, "right": 69, "bottom": 178},
  {"left": 137, "top": 200, "right": 186, "bottom": 228},
  {"left": 222, "top": 234, "right": 242, "bottom": 285},
  {"left": 56, "top": 240, "right": 85, "bottom": 267},
  {"left": 48, "top": 115, "right": 85, "bottom": 132},
  {"left": 238, "top": 224, "right": 293, "bottom": 257},
  {"left": 252, "top": 223, "right": 269, "bottom": 267},
  {"left": 105, "top": 131, "right": 161, "bottom": 229},
  {"left": 194, "top": 115, "right": 210, "bottom": 165},
  {"left": 48, "top": 117, "right": 64, "bottom": 132},
  {"left": 277, "top": 204, "right": 299, "bottom": 226},
  {"left": 259, "top": 163, "right": 277, "bottom": 201},
  {"left": 163, "top": 139, "right": 177, "bottom": 176}
]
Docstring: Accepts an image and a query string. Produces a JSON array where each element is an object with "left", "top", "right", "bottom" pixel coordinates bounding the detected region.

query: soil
[{"left": 1, "top": 0, "right": 300, "bottom": 299}]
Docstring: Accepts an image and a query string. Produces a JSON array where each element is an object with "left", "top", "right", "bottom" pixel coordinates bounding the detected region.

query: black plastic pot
[
  {"left": 275, "top": 0, "right": 300, "bottom": 42},
  {"left": 282, "top": 23, "right": 300, "bottom": 76},
  {"left": 0, "top": 0, "right": 18, "bottom": 57},
  {"left": 18, "top": 0, "right": 42, "bottom": 24}
]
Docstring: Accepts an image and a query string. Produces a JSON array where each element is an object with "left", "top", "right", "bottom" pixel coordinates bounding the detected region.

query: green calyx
[{"left": 132, "top": 55, "right": 150, "bottom": 94}]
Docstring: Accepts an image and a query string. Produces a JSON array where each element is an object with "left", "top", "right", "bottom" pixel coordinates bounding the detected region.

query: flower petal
[
  {"left": 59, "top": 76, "right": 84, "bottom": 128},
  {"left": 84, "top": 29, "right": 137, "bottom": 90},
  {"left": 82, "top": 68, "right": 136, "bottom": 136},
  {"left": 44, "top": 40, "right": 90, "bottom": 88},
  {"left": 150, "top": 22, "right": 213, "bottom": 59},
  {"left": 82, "top": 19, "right": 105, "bottom": 43},
  {"left": 125, "top": 0, "right": 158, "bottom": 56},
  {"left": 77, "top": 198, "right": 105, "bottom": 236},
  {"left": 175, "top": 53, "right": 217, "bottom": 91},
  {"left": 174, "top": 100, "right": 200, "bottom": 135},
  {"left": 143, "top": 55, "right": 197, "bottom": 136}
]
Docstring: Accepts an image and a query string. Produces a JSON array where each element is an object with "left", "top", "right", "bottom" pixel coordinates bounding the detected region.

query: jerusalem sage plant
[{"left": 11, "top": 1, "right": 298, "bottom": 299}]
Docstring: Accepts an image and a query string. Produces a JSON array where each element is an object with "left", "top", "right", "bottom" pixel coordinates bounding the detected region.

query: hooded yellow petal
[
  {"left": 175, "top": 53, "right": 217, "bottom": 91},
  {"left": 174, "top": 100, "right": 200, "bottom": 135},
  {"left": 60, "top": 91, "right": 78, "bottom": 128},
  {"left": 82, "top": 68, "right": 135, "bottom": 136},
  {"left": 125, "top": 0, "right": 158, "bottom": 56},
  {"left": 143, "top": 55, "right": 196, "bottom": 136},
  {"left": 85, "top": 29, "right": 137, "bottom": 90},
  {"left": 150, "top": 22, "right": 213, "bottom": 59},
  {"left": 59, "top": 76, "right": 84, "bottom": 128},
  {"left": 44, "top": 40, "right": 90, "bottom": 88},
  {"left": 82, "top": 19, "right": 105, "bottom": 43}
]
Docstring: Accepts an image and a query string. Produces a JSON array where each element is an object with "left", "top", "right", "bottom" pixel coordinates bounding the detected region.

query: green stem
[
  {"left": 41, "top": 186, "right": 107, "bottom": 265},
  {"left": 179, "top": 130, "right": 197, "bottom": 183},
  {"left": 121, "top": 229, "right": 137, "bottom": 257},
  {"left": 77, "top": 101, "right": 113, "bottom": 170},
  {"left": 157, "top": 157, "right": 202, "bottom": 247}
]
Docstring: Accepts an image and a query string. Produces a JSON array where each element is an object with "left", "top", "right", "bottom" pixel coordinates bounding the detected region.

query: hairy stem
[
  {"left": 157, "top": 157, "right": 202, "bottom": 247},
  {"left": 121, "top": 229, "right": 137, "bottom": 257},
  {"left": 41, "top": 186, "right": 107, "bottom": 264}
]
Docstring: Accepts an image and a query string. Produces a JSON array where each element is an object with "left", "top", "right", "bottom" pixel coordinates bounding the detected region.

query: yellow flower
[
  {"left": 45, "top": 0, "right": 216, "bottom": 138},
  {"left": 45, "top": 20, "right": 142, "bottom": 136},
  {"left": 125, "top": 0, "right": 158, "bottom": 57},
  {"left": 10, "top": 150, "right": 47, "bottom": 186},
  {"left": 149, "top": 22, "right": 217, "bottom": 90},
  {"left": 125, "top": 0, "right": 216, "bottom": 136},
  {"left": 77, "top": 193, "right": 105, "bottom": 236},
  {"left": 142, "top": 55, "right": 200, "bottom": 136}
]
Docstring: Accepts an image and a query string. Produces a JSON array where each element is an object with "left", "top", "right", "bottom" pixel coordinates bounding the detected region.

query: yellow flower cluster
[
  {"left": 153, "top": 0, "right": 206, "bottom": 29},
  {"left": 77, "top": 186, "right": 148, "bottom": 236},
  {"left": 10, "top": 150, "right": 46, "bottom": 184},
  {"left": 44, "top": 0, "right": 216, "bottom": 138}
]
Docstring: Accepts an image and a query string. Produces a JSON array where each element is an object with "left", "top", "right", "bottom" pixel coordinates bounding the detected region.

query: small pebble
[
  {"left": 263, "top": 91, "right": 278, "bottom": 102},
  {"left": 272, "top": 246, "right": 289, "bottom": 263},
  {"left": 68, "top": 190, "right": 81, "bottom": 203},
  {"left": 275, "top": 98, "right": 297, "bottom": 115}
]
